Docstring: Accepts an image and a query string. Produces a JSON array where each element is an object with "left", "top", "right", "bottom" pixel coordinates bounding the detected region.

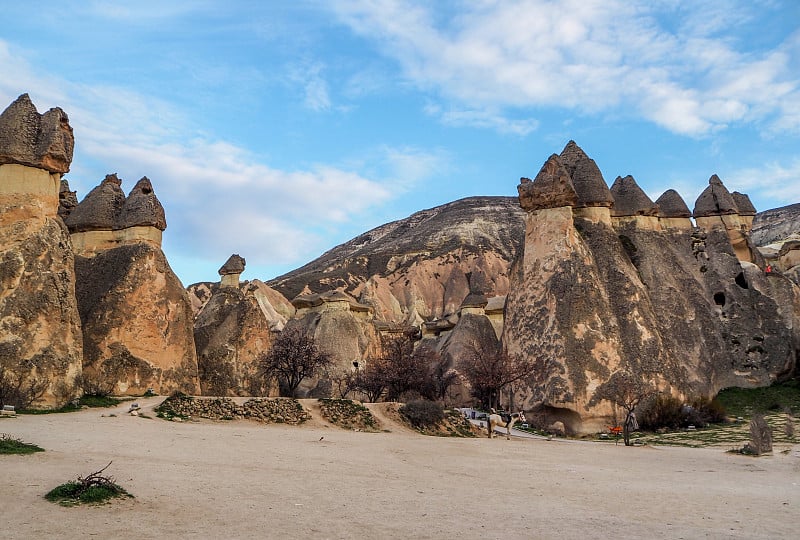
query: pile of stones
[
  {"left": 156, "top": 394, "right": 310, "bottom": 424},
  {"left": 318, "top": 398, "right": 380, "bottom": 431}
]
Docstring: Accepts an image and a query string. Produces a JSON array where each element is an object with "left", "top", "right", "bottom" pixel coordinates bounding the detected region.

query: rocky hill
[
  {"left": 751, "top": 203, "right": 800, "bottom": 246},
  {"left": 267, "top": 196, "right": 525, "bottom": 323}
]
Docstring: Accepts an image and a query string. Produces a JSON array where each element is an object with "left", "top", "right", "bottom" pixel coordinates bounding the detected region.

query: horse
[{"left": 487, "top": 409, "right": 526, "bottom": 440}]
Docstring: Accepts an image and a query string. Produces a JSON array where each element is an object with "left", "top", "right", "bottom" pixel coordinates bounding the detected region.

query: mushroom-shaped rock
[
  {"left": 460, "top": 292, "right": 488, "bottom": 309},
  {"left": 693, "top": 175, "right": 738, "bottom": 217},
  {"left": 118, "top": 177, "right": 167, "bottom": 230},
  {"left": 291, "top": 293, "right": 323, "bottom": 310},
  {"left": 518, "top": 154, "right": 577, "bottom": 211},
  {"left": 58, "top": 179, "right": 78, "bottom": 220},
  {"left": 63, "top": 174, "right": 126, "bottom": 232},
  {"left": 732, "top": 192, "right": 756, "bottom": 216},
  {"left": 610, "top": 175, "right": 659, "bottom": 217},
  {"left": 218, "top": 254, "right": 246, "bottom": 276},
  {"left": 0, "top": 93, "right": 74, "bottom": 173},
  {"left": 655, "top": 189, "right": 692, "bottom": 218},
  {"left": 559, "top": 141, "right": 614, "bottom": 208}
]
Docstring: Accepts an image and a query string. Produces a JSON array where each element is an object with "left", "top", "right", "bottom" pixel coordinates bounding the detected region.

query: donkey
[{"left": 487, "top": 409, "right": 526, "bottom": 440}]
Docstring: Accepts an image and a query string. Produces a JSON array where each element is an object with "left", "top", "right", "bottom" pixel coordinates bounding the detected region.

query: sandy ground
[{"left": 2, "top": 398, "right": 798, "bottom": 540}]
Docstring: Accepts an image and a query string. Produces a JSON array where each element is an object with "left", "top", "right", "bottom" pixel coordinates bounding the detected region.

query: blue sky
[{"left": 2, "top": 1, "right": 799, "bottom": 286}]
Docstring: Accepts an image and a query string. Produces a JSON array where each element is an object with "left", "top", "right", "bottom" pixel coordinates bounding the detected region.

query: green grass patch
[
  {"left": 44, "top": 462, "right": 132, "bottom": 507},
  {"left": 45, "top": 481, "right": 132, "bottom": 506},
  {"left": 0, "top": 433, "right": 44, "bottom": 455},
  {"left": 78, "top": 395, "right": 122, "bottom": 408},
  {"left": 716, "top": 379, "right": 800, "bottom": 417}
]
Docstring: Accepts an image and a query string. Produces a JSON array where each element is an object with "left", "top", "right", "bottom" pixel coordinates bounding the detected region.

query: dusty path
[{"left": 2, "top": 401, "right": 798, "bottom": 539}]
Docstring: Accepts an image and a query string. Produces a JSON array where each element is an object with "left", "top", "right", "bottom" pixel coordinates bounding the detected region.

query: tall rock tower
[
  {"left": 0, "top": 94, "right": 83, "bottom": 408},
  {"left": 504, "top": 142, "right": 796, "bottom": 433},
  {"left": 64, "top": 175, "right": 199, "bottom": 395}
]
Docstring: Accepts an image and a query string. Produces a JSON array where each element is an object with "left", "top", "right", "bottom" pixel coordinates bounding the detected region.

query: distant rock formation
[
  {"left": 218, "top": 254, "right": 246, "bottom": 288},
  {"left": 194, "top": 260, "right": 293, "bottom": 396},
  {"left": 268, "top": 197, "right": 525, "bottom": 324},
  {"left": 68, "top": 175, "right": 198, "bottom": 395},
  {"left": 0, "top": 95, "right": 82, "bottom": 408},
  {"left": 504, "top": 142, "right": 797, "bottom": 433}
]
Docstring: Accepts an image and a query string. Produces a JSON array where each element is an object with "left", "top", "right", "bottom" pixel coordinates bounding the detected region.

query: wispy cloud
[
  {"left": 329, "top": 0, "right": 800, "bottom": 137},
  {"left": 0, "top": 38, "right": 444, "bottom": 272},
  {"left": 724, "top": 159, "right": 800, "bottom": 204}
]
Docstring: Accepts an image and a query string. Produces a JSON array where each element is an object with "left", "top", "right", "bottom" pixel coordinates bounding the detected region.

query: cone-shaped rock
[
  {"left": 118, "top": 176, "right": 166, "bottom": 230},
  {"left": 518, "top": 154, "right": 577, "bottom": 211},
  {"left": 655, "top": 189, "right": 692, "bottom": 218},
  {"left": 559, "top": 141, "right": 614, "bottom": 208},
  {"left": 64, "top": 174, "right": 125, "bottom": 232},
  {"left": 0, "top": 93, "right": 74, "bottom": 173},
  {"left": 693, "top": 175, "right": 738, "bottom": 217},
  {"left": 732, "top": 192, "right": 756, "bottom": 216},
  {"left": 58, "top": 179, "right": 78, "bottom": 220},
  {"left": 610, "top": 175, "right": 659, "bottom": 216},
  {"left": 219, "top": 254, "right": 246, "bottom": 275}
]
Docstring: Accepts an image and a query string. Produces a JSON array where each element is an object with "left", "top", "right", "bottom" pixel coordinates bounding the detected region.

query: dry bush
[{"left": 743, "top": 413, "right": 773, "bottom": 455}]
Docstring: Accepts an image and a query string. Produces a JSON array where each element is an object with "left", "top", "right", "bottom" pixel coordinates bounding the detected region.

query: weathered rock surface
[
  {"left": 656, "top": 189, "right": 692, "bottom": 218},
  {"left": 0, "top": 95, "right": 82, "bottom": 408},
  {"left": 118, "top": 177, "right": 166, "bottom": 230},
  {"left": 219, "top": 254, "right": 246, "bottom": 276},
  {"left": 504, "top": 142, "right": 797, "bottom": 433},
  {"left": 610, "top": 175, "right": 659, "bottom": 217},
  {"left": 64, "top": 174, "right": 126, "bottom": 233},
  {"left": 75, "top": 243, "right": 199, "bottom": 395},
  {"left": 268, "top": 197, "right": 525, "bottom": 324},
  {"left": 194, "top": 279, "right": 292, "bottom": 396},
  {"left": 752, "top": 203, "right": 800, "bottom": 247},
  {"left": 0, "top": 94, "right": 74, "bottom": 174}
]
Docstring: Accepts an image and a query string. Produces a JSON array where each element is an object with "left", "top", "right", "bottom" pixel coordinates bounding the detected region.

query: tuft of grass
[
  {"left": 45, "top": 481, "right": 131, "bottom": 506},
  {"left": 0, "top": 433, "right": 44, "bottom": 455},
  {"left": 44, "top": 462, "right": 133, "bottom": 507},
  {"left": 78, "top": 395, "right": 122, "bottom": 408}
]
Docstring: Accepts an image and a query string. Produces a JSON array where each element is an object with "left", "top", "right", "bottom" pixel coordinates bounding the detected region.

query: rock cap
[
  {"left": 218, "top": 254, "right": 246, "bottom": 276},
  {"left": 610, "top": 175, "right": 659, "bottom": 217},
  {"left": 64, "top": 174, "right": 126, "bottom": 232},
  {"left": 0, "top": 93, "right": 74, "bottom": 173},
  {"left": 693, "top": 175, "right": 738, "bottom": 217},
  {"left": 731, "top": 191, "right": 756, "bottom": 216},
  {"left": 119, "top": 177, "right": 167, "bottom": 230},
  {"left": 460, "top": 292, "right": 488, "bottom": 309},
  {"left": 58, "top": 179, "right": 78, "bottom": 220},
  {"left": 559, "top": 141, "right": 614, "bottom": 208},
  {"left": 655, "top": 189, "right": 692, "bottom": 218},
  {"left": 518, "top": 154, "right": 578, "bottom": 211}
]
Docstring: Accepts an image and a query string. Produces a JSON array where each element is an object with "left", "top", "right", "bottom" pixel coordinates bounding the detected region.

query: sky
[{"left": 2, "top": 1, "right": 799, "bottom": 286}]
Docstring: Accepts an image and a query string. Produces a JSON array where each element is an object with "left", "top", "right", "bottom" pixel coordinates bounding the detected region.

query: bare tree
[
  {"left": 0, "top": 359, "right": 49, "bottom": 410},
  {"left": 458, "top": 345, "right": 536, "bottom": 410},
  {"left": 353, "top": 355, "right": 389, "bottom": 402},
  {"left": 258, "top": 326, "right": 331, "bottom": 398},
  {"left": 589, "top": 370, "right": 654, "bottom": 446}
]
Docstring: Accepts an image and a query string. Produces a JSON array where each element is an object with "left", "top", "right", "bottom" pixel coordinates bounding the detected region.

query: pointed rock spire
[
  {"left": 610, "top": 175, "right": 659, "bottom": 217},
  {"left": 64, "top": 173, "right": 126, "bottom": 232},
  {"left": 0, "top": 93, "right": 73, "bottom": 173},
  {"left": 57, "top": 178, "right": 78, "bottom": 220},
  {"left": 559, "top": 141, "right": 614, "bottom": 208},
  {"left": 655, "top": 189, "right": 692, "bottom": 218},
  {"left": 518, "top": 154, "right": 577, "bottom": 211},
  {"left": 693, "top": 175, "right": 738, "bottom": 217},
  {"left": 731, "top": 191, "right": 756, "bottom": 216},
  {"left": 119, "top": 176, "right": 167, "bottom": 230}
]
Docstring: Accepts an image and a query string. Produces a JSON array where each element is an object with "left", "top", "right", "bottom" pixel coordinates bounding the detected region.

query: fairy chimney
[{"left": 219, "top": 254, "right": 246, "bottom": 288}]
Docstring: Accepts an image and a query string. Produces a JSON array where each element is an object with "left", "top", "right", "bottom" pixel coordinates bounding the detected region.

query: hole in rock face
[
  {"left": 735, "top": 272, "right": 749, "bottom": 289},
  {"left": 141, "top": 187, "right": 152, "bottom": 194},
  {"left": 713, "top": 292, "right": 726, "bottom": 306}
]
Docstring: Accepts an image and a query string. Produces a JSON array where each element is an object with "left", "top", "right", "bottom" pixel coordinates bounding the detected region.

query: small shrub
[
  {"left": 45, "top": 462, "right": 132, "bottom": 506},
  {"left": 785, "top": 411, "right": 795, "bottom": 439},
  {"left": 79, "top": 394, "right": 122, "bottom": 408},
  {"left": 639, "top": 394, "right": 684, "bottom": 430},
  {"left": 399, "top": 399, "right": 444, "bottom": 429},
  {"left": 0, "top": 433, "right": 44, "bottom": 455}
]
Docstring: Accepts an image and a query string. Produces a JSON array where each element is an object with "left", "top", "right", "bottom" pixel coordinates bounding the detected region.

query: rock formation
[
  {"left": 194, "top": 255, "right": 293, "bottom": 396},
  {"left": 67, "top": 175, "right": 199, "bottom": 396},
  {"left": 0, "top": 94, "right": 82, "bottom": 408},
  {"left": 504, "top": 141, "right": 797, "bottom": 433},
  {"left": 268, "top": 197, "right": 525, "bottom": 324}
]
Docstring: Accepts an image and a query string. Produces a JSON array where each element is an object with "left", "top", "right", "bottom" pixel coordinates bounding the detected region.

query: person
[{"left": 766, "top": 264, "right": 773, "bottom": 274}]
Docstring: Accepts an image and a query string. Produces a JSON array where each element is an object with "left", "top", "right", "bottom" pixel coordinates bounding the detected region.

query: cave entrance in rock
[{"left": 713, "top": 292, "right": 726, "bottom": 306}]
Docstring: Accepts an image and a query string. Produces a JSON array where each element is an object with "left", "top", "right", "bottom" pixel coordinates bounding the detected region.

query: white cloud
[
  {"left": 328, "top": 0, "right": 800, "bottom": 136},
  {"left": 424, "top": 103, "right": 538, "bottom": 135},
  {"left": 724, "top": 159, "right": 800, "bottom": 204}
]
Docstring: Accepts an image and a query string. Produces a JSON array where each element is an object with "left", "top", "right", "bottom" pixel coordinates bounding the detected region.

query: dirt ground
[{"left": 2, "top": 397, "right": 798, "bottom": 539}]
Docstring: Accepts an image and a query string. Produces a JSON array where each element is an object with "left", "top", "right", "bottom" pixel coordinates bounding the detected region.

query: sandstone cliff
[
  {"left": 0, "top": 95, "right": 82, "bottom": 409},
  {"left": 68, "top": 176, "right": 199, "bottom": 396},
  {"left": 504, "top": 142, "right": 797, "bottom": 432},
  {"left": 268, "top": 197, "right": 525, "bottom": 324}
]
